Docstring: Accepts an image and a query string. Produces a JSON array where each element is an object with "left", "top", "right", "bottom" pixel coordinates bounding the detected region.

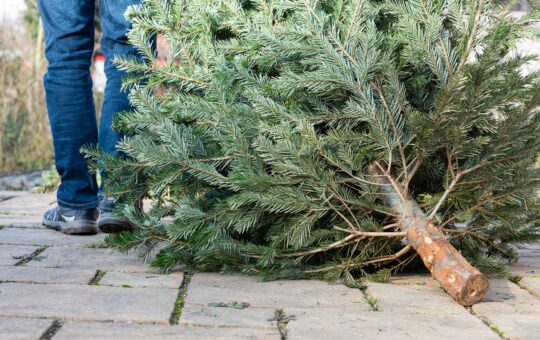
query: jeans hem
[{"left": 57, "top": 198, "right": 99, "bottom": 210}]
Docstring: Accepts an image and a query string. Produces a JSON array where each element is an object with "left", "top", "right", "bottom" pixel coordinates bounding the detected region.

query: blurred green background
[{"left": 0, "top": 0, "right": 104, "bottom": 176}]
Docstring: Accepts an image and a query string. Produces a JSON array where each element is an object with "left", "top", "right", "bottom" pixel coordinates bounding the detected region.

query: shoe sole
[
  {"left": 43, "top": 220, "right": 98, "bottom": 235},
  {"left": 98, "top": 217, "right": 136, "bottom": 234}
]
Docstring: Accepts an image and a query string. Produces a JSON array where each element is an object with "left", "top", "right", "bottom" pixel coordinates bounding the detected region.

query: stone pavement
[{"left": 0, "top": 191, "right": 538, "bottom": 340}]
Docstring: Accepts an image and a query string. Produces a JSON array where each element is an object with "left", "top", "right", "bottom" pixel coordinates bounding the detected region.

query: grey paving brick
[
  {"left": 182, "top": 303, "right": 277, "bottom": 329},
  {"left": 0, "top": 228, "right": 105, "bottom": 246},
  {"left": 0, "top": 191, "right": 27, "bottom": 199},
  {"left": 54, "top": 322, "right": 280, "bottom": 339},
  {"left": 186, "top": 273, "right": 365, "bottom": 308},
  {"left": 287, "top": 305, "right": 498, "bottom": 340},
  {"left": 509, "top": 244, "right": 540, "bottom": 276},
  {"left": 363, "top": 283, "right": 498, "bottom": 339},
  {"left": 367, "top": 282, "right": 467, "bottom": 313},
  {"left": 100, "top": 271, "right": 184, "bottom": 289},
  {"left": 181, "top": 273, "right": 366, "bottom": 329},
  {"left": 0, "top": 283, "right": 178, "bottom": 324},
  {"left": 472, "top": 279, "right": 540, "bottom": 340},
  {"left": 0, "top": 215, "right": 43, "bottom": 228},
  {"left": 26, "top": 247, "right": 150, "bottom": 272},
  {"left": 0, "top": 193, "right": 56, "bottom": 216},
  {"left": 0, "top": 245, "right": 39, "bottom": 266},
  {"left": 0, "top": 266, "right": 96, "bottom": 284},
  {"left": 0, "top": 317, "right": 52, "bottom": 339},
  {"left": 518, "top": 276, "right": 540, "bottom": 298},
  {"left": 388, "top": 274, "right": 440, "bottom": 288}
]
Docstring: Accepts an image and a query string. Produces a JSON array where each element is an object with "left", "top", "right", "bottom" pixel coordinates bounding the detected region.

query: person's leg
[
  {"left": 97, "top": 0, "right": 141, "bottom": 171},
  {"left": 97, "top": 0, "right": 142, "bottom": 233},
  {"left": 37, "top": 0, "right": 99, "bottom": 210},
  {"left": 38, "top": 0, "right": 100, "bottom": 235}
]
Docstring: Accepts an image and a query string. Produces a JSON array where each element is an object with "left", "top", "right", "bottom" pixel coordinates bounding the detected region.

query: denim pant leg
[
  {"left": 97, "top": 0, "right": 142, "bottom": 200},
  {"left": 37, "top": 0, "right": 99, "bottom": 209}
]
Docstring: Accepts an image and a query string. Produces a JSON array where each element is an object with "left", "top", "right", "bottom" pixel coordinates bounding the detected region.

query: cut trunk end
[
  {"left": 409, "top": 220, "right": 489, "bottom": 306},
  {"left": 368, "top": 164, "right": 489, "bottom": 306}
]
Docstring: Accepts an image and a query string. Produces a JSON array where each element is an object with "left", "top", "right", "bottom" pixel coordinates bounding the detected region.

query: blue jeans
[{"left": 38, "top": 0, "right": 141, "bottom": 209}]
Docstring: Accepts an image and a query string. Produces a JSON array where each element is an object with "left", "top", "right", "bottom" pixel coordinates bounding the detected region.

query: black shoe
[
  {"left": 43, "top": 206, "right": 99, "bottom": 235},
  {"left": 98, "top": 197, "right": 140, "bottom": 234}
]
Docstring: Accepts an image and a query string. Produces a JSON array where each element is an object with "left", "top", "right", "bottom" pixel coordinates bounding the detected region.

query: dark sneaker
[
  {"left": 43, "top": 206, "right": 99, "bottom": 235},
  {"left": 98, "top": 197, "right": 140, "bottom": 234}
]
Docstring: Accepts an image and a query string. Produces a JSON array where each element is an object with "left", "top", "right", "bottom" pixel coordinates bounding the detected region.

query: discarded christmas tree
[{"left": 87, "top": 0, "right": 540, "bottom": 306}]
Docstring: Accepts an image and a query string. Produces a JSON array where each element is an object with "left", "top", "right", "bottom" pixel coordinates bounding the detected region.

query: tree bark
[{"left": 369, "top": 165, "right": 489, "bottom": 306}]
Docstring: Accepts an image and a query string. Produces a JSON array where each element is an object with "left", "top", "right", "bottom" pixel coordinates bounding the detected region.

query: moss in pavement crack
[
  {"left": 269, "top": 309, "right": 295, "bottom": 340},
  {"left": 14, "top": 246, "right": 47, "bottom": 266},
  {"left": 39, "top": 320, "right": 63, "bottom": 340},
  {"left": 89, "top": 269, "right": 107, "bottom": 285},
  {"left": 170, "top": 272, "right": 193, "bottom": 325}
]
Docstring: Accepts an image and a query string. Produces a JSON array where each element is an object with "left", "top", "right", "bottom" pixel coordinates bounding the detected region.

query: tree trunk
[{"left": 369, "top": 165, "right": 489, "bottom": 306}]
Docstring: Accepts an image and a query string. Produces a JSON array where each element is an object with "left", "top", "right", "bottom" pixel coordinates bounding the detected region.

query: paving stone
[
  {"left": 0, "top": 193, "right": 56, "bottom": 216},
  {"left": 388, "top": 274, "right": 441, "bottom": 289},
  {"left": 0, "top": 245, "right": 38, "bottom": 266},
  {"left": 0, "top": 266, "right": 96, "bottom": 284},
  {"left": 287, "top": 306, "right": 497, "bottom": 340},
  {"left": 518, "top": 276, "right": 540, "bottom": 298},
  {"left": 0, "top": 214, "right": 44, "bottom": 228},
  {"left": 516, "top": 243, "right": 540, "bottom": 252},
  {"left": 187, "top": 273, "right": 365, "bottom": 308},
  {"left": 0, "top": 192, "right": 55, "bottom": 204},
  {"left": 364, "top": 282, "right": 498, "bottom": 339},
  {"left": 0, "top": 283, "right": 178, "bottom": 323},
  {"left": 182, "top": 303, "right": 277, "bottom": 329},
  {"left": 0, "top": 228, "right": 105, "bottom": 246},
  {"left": 366, "top": 282, "right": 470, "bottom": 313},
  {"left": 472, "top": 279, "right": 540, "bottom": 340},
  {"left": 100, "top": 271, "right": 184, "bottom": 289},
  {"left": 27, "top": 247, "right": 150, "bottom": 272},
  {"left": 287, "top": 307, "right": 379, "bottom": 340},
  {"left": 508, "top": 246, "right": 540, "bottom": 277},
  {"left": 0, "top": 317, "right": 52, "bottom": 339},
  {"left": 55, "top": 322, "right": 280, "bottom": 339},
  {"left": 181, "top": 273, "right": 366, "bottom": 328},
  {"left": 508, "top": 263, "right": 539, "bottom": 276},
  {"left": 0, "top": 191, "right": 27, "bottom": 199},
  {"left": 514, "top": 255, "right": 540, "bottom": 269}
]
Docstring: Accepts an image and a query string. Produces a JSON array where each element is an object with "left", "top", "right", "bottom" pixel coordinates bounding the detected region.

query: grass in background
[
  {"left": 1, "top": 0, "right": 105, "bottom": 177},
  {"left": 0, "top": 23, "right": 53, "bottom": 174}
]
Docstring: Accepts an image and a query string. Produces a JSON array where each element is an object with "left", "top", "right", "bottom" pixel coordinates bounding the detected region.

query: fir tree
[{"left": 86, "top": 0, "right": 540, "bottom": 299}]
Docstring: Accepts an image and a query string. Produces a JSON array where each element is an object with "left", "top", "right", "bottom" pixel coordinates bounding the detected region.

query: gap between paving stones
[
  {"left": 467, "top": 307, "right": 507, "bottom": 339},
  {"left": 0, "top": 195, "right": 16, "bottom": 203},
  {"left": 89, "top": 269, "right": 107, "bottom": 285},
  {"left": 0, "top": 313, "right": 287, "bottom": 331},
  {"left": 39, "top": 320, "right": 63, "bottom": 340},
  {"left": 0, "top": 280, "right": 100, "bottom": 287},
  {"left": 0, "top": 271, "right": 169, "bottom": 287},
  {"left": 0, "top": 314, "right": 179, "bottom": 326},
  {"left": 14, "top": 246, "right": 48, "bottom": 266},
  {"left": 269, "top": 309, "right": 293, "bottom": 340},
  {"left": 0, "top": 312, "right": 173, "bottom": 326},
  {"left": 359, "top": 283, "right": 381, "bottom": 312},
  {"left": 170, "top": 272, "right": 193, "bottom": 325},
  {"left": 1, "top": 224, "right": 45, "bottom": 230}
]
